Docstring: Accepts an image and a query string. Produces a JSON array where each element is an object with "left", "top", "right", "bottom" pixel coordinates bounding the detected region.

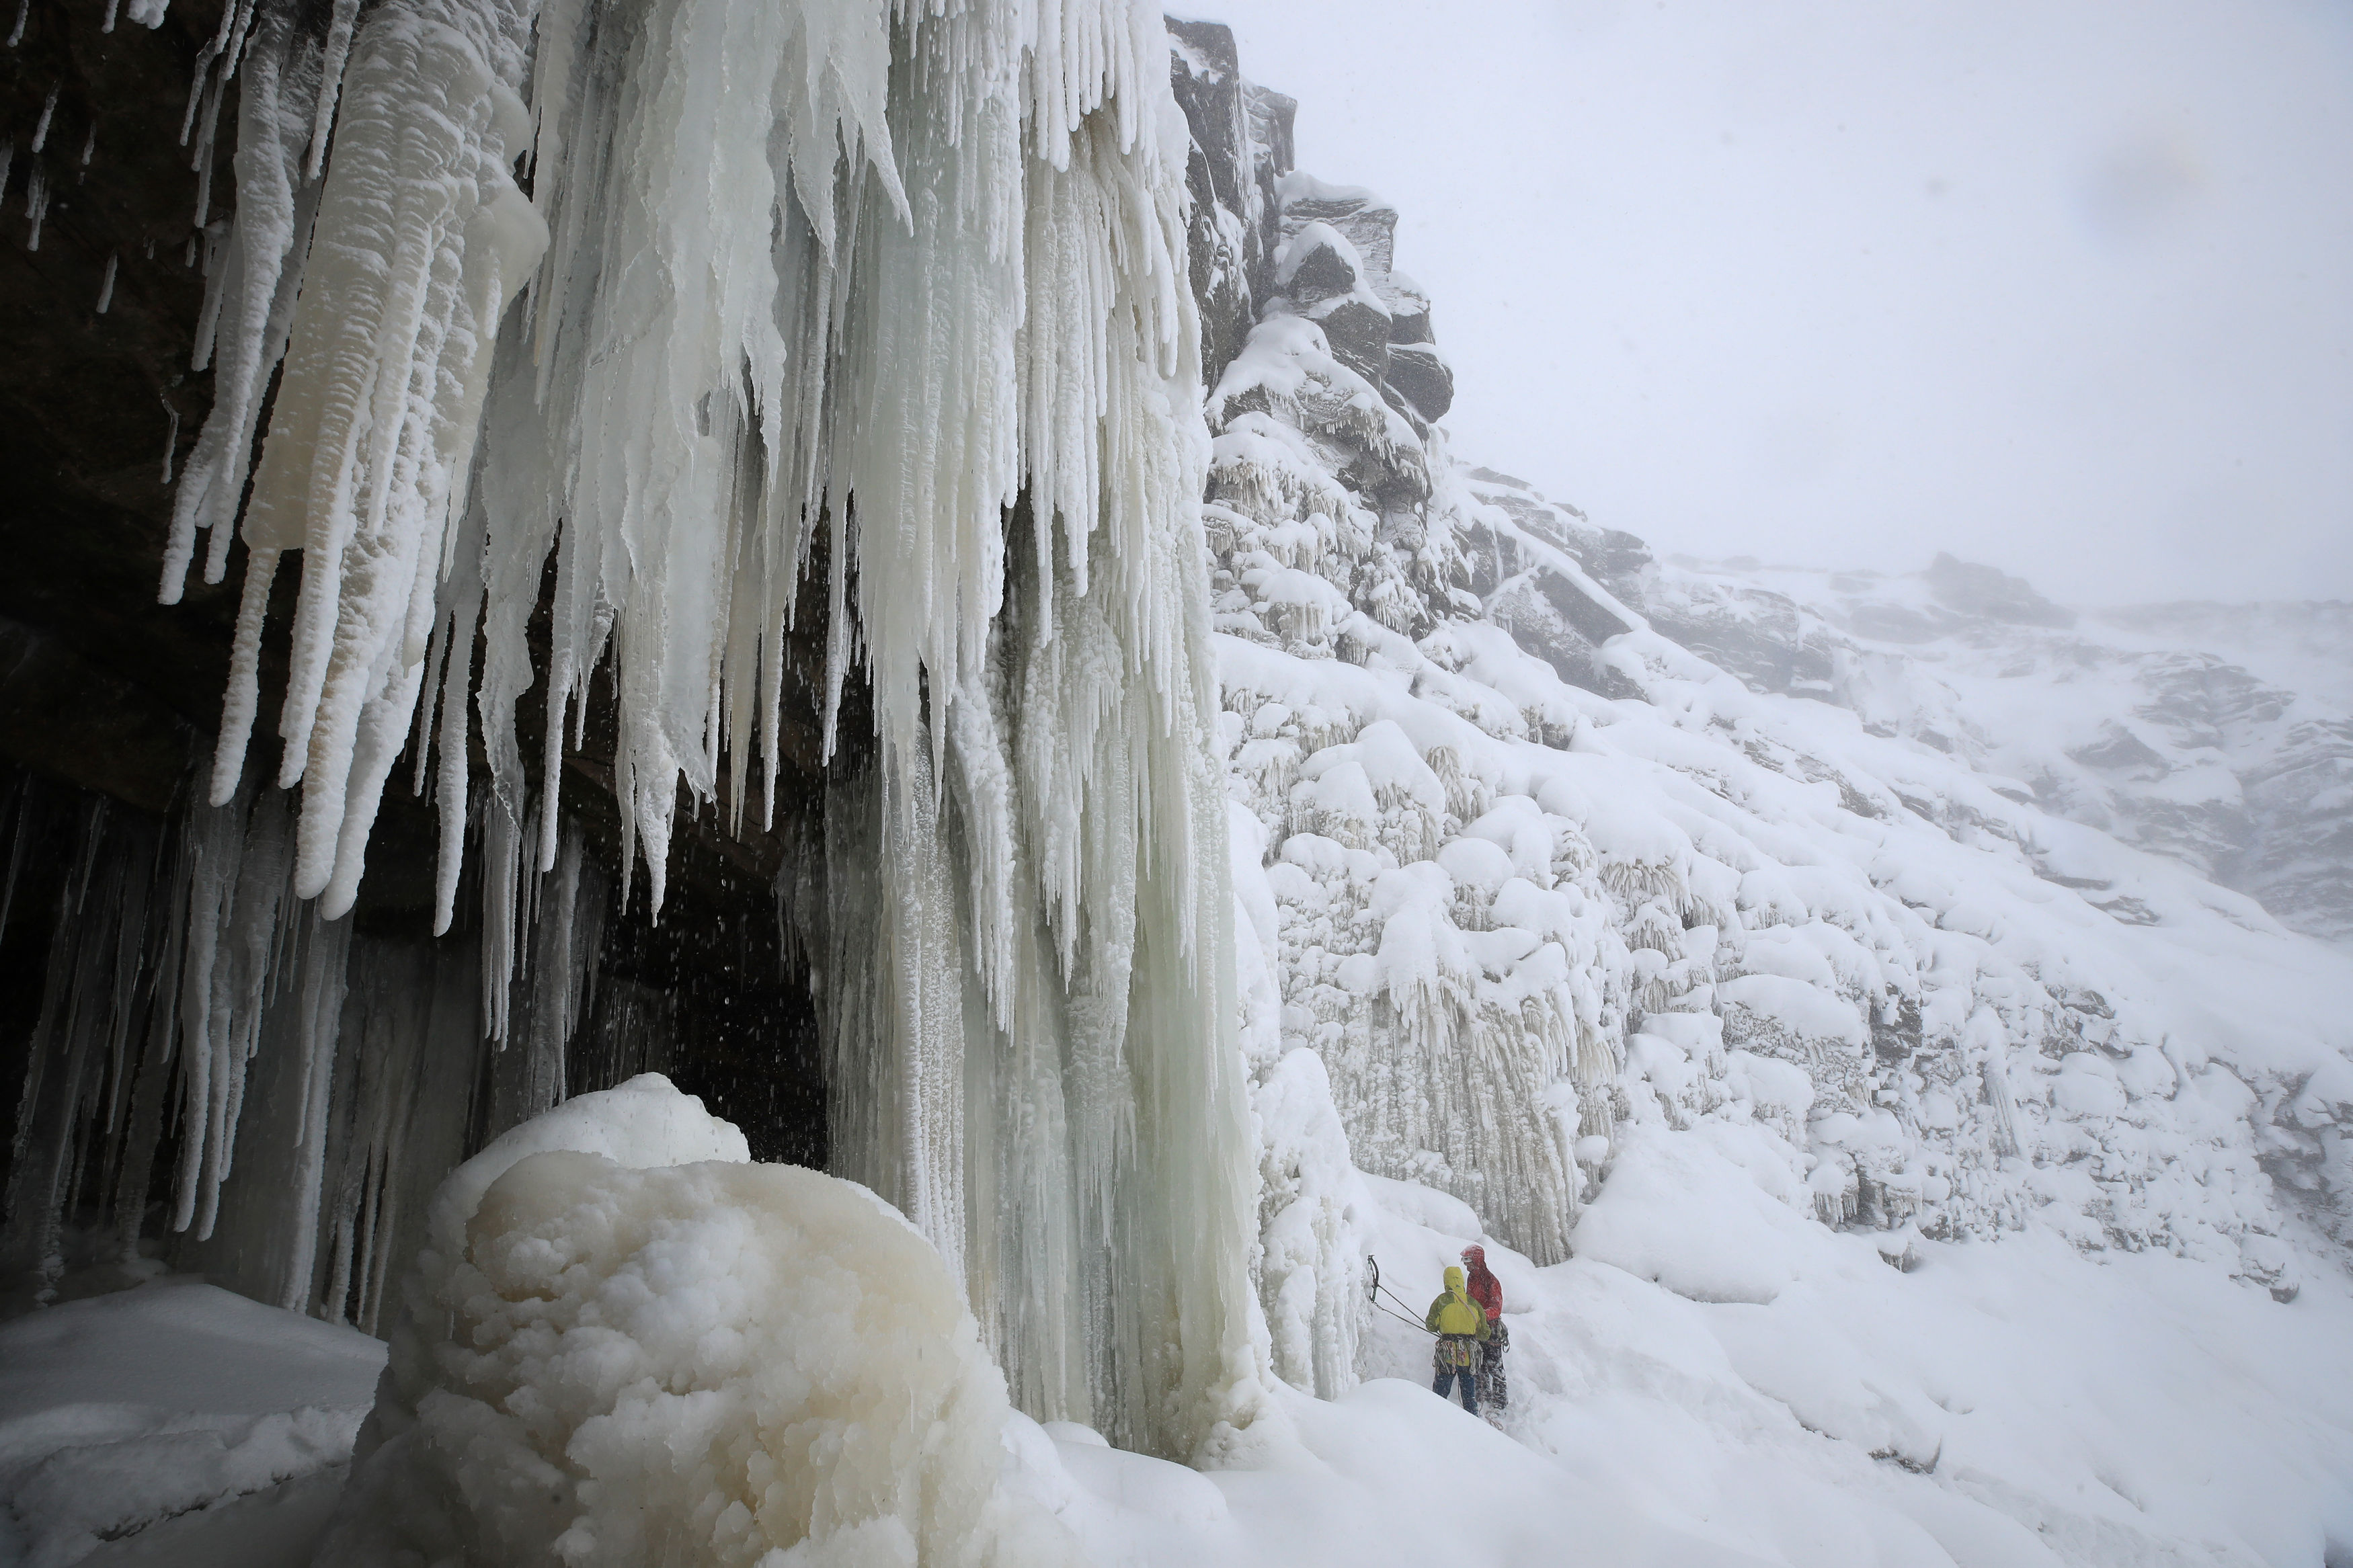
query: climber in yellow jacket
[{"left": 1425, "top": 1264, "right": 1492, "bottom": 1414}]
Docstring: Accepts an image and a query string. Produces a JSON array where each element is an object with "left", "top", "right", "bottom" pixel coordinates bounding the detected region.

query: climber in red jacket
[{"left": 1461, "top": 1244, "right": 1509, "bottom": 1414}]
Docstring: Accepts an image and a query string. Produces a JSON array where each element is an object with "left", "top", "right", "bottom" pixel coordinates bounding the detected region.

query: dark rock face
[
  {"left": 1308, "top": 294, "right": 1392, "bottom": 384},
  {"left": 1277, "top": 226, "right": 1361, "bottom": 306},
  {"left": 2239, "top": 716, "right": 2353, "bottom": 944},
  {"left": 1171, "top": 15, "right": 1451, "bottom": 528},
  {"left": 1466, "top": 477, "right": 1655, "bottom": 605},
  {"left": 1386, "top": 297, "right": 1433, "bottom": 346},
  {"left": 1168, "top": 18, "right": 1259, "bottom": 390},
  {"left": 1242, "top": 81, "right": 1295, "bottom": 298},
  {"left": 1278, "top": 180, "right": 1398, "bottom": 284},
  {"left": 1445, "top": 474, "right": 1645, "bottom": 698},
  {"left": 1, "top": 0, "right": 242, "bottom": 754},
  {"left": 1487, "top": 575, "right": 1641, "bottom": 700},
  {"left": 1384, "top": 341, "right": 1453, "bottom": 423},
  {"left": 2067, "top": 723, "right": 2171, "bottom": 777},
  {"left": 0, "top": 617, "right": 194, "bottom": 816}
]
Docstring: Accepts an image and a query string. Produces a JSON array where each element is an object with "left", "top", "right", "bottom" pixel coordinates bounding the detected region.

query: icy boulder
[{"left": 318, "top": 1076, "right": 1080, "bottom": 1567}]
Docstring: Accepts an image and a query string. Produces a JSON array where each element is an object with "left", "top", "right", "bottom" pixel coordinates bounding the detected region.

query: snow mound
[
  {"left": 422, "top": 1070, "right": 750, "bottom": 1260},
  {"left": 0, "top": 1278, "right": 385, "bottom": 1567},
  {"left": 320, "top": 1077, "right": 1080, "bottom": 1567}
]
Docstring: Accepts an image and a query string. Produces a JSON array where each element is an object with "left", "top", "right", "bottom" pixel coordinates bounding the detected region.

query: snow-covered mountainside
[
  {"left": 1612, "top": 553, "right": 2353, "bottom": 949},
  {"left": 1164, "top": 23, "right": 2353, "bottom": 1400}
]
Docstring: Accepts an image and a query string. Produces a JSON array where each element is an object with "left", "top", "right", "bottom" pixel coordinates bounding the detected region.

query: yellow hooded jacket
[{"left": 1425, "top": 1266, "right": 1491, "bottom": 1339}]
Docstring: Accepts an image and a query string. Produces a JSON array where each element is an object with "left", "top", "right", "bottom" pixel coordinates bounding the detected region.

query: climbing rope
[{"left": 1365, "top": 1254, "right": 1438, "bottom": 1337}]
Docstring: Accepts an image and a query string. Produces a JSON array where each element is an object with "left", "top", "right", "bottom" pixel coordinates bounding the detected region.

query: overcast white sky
[{"left": 1204, "top": 0, "right": 2353, "bottom": 606}]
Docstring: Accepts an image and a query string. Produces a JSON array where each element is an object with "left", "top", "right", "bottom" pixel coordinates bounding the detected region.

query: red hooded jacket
[{"left": 1461, "top": 1245, "right": 1502, "bottom": 1321}]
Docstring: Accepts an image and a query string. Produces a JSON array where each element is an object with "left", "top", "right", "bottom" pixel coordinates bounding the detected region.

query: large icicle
[{"left": 173, "top": 0, "right": 546, "bottom": 917}]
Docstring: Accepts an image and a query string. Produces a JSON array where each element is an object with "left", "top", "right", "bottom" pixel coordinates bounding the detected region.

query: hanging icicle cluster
[
  {"left": 168, "top": 0, "right": 1201, "bottom": 923},
  {"left": 159, "top": 0, "right": 1263, "bottom": 1460},
  {"left": 0, "top": 770, "right": 608, "bottom": 1325}
]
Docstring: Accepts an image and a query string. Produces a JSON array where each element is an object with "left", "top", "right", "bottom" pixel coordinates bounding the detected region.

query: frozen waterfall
[{"left": 0, "top": 0, "right": 1279, "bottom": 1461}]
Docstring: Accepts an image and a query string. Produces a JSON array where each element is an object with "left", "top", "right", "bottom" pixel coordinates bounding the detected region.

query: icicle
[
  {"left": 171, "top": 786, "right": 297, "bottom": 1243},
  {"left": 0, "top": 771, "right": 32, "bottom": 936},
  {"left": 177, "top": 0, "right": 543, "bottom": 887},
  {"left": 276, "top": 908, "right": 353, "bottom": 1311},
  {"left": 208, "top": 549, "right": 278, "bottom": 804},
  {"left": 24, "top": 161, "right": 48, "bottom": 249},
  {"left": 479, "top": 796, "right": 524, "bottom": 1043},
  {"left": 0, "top": 802, "right": 110, "bottom": 1303},
  {"left": 304, "top": 0, "right": 362, "bottom": 179},
  {"left": 108, "top": 848, "right": 184, "bottom": 1265},
  {"left": 161, "top": 0, "right": 323, "bottom": 605}
]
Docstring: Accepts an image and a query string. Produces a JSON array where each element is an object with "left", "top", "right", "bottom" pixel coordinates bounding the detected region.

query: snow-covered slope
[
  {"left": 1588, "top": 550, "right": 2353, "bottom": 950},
  {"left": 0, "top": 1278, "right": 385, "bottom": 1565},
  {"left": 1166, "top": 21, "right": 2353, "bottom": 1457}
]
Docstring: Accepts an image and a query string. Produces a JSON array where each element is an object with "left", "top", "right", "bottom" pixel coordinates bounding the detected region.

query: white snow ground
[
  {"left": 11, "top": 1116, "right": 2350, "bottom": 1567},
  {"left": 0, "top": 1276, "right": 384, "bottom": 1567},
  {"left": 1045, "top": 1194, "right": 2353, "bottom": 1568}
]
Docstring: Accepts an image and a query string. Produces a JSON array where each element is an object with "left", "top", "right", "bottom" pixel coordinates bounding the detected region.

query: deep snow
[
  {"left": 9, "top": 1083, "right": 2350, "bottom": 1566},
  {"left": 0, "top": 1276, "right": 384, "bottom": 1566}
]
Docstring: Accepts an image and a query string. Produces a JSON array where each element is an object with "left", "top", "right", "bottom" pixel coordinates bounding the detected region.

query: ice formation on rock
[
  {"left": 0, "top": 777, "right": 553, "bottom": 1325},
  {"left": 1164, "top": 40, "right": 1611, "bottom": 1282},
  {"left": 321, "top": 1076, "right": 1084, "bottom": 1567}
]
